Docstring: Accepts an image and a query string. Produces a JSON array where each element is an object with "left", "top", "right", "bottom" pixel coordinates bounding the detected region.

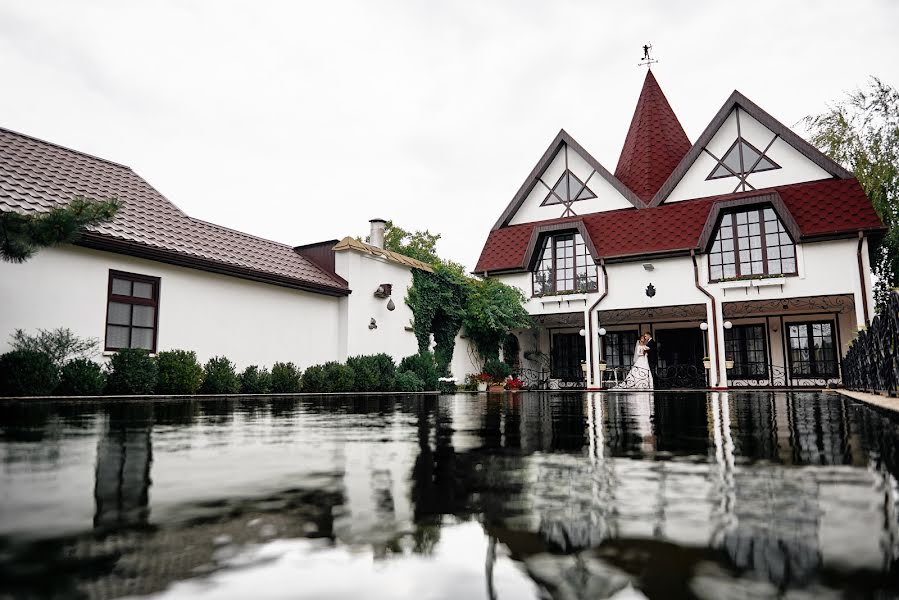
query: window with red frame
[
  {"left": 105, "top": 271, "right": 160, "bottom": 352},
  {"left": 708, "top": 207, "right": 796, "bottom": 281}
]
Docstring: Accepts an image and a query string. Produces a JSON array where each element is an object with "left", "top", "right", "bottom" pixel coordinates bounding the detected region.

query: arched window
[
  {"left": 533, "top": 232, "right": 597, "bottom": 295},
  {"left": 708, "top": 207, "right": 796, "bottom": 281}
]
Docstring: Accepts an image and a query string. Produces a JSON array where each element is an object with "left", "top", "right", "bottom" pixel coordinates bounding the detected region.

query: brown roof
[
  {"left": 332, "top": 237, "right": 435, "bottom": 272},
  {"left": 614, "top": 70, "right": 692, "bottom": 203},
  {"left": 0, "top": 127, "right": 349, "bottom": 295}
]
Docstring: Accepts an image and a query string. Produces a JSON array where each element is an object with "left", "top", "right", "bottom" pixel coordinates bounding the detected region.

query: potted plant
[
  {"left": 598, "top": 361, "right": 607, "bottom": 372},
  {"left": 725, "top": 357, "right": 735, "bottom": 369},
  {"left": 483, "top": 358, "right": 512, "bottom": 393},
  {"left": 506, "top": 377, "right": 523, "bottom": 392},
  {"left": 472, "top": 372, "right": 491, "bottom": 392},
  {"left": 702, "top": 356, "right": 712, "bottom": 369}
]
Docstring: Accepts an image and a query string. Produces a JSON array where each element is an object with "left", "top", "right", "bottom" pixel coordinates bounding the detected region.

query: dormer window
[
  {"left": 707, "top": 137, "right": 780, "bottom": 180},
  {"left": 709, "top": 207, "right": 796, "bottom": 281},
  {"left": 533, "top": 233, "right": 597, "bottom": 295}
]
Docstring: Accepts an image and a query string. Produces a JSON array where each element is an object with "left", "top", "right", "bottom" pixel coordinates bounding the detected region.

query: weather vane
[{"left": 638, "top": 43, "right": 658, "bottom": 69}]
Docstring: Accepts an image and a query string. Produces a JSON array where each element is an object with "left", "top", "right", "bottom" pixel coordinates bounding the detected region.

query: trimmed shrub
[
  {"left": 399, "top": 352, "right": 438, "bottom": 390},
  {"left": 271, "top": 361, "right": 302, "bottom": 393},
  {"left": 322, "top": 361, "right": 355, "bottom": 393},
  {"left": 57, "top": 358, "right": 105, "bottom": 396},
  {"left": 0, "top": 350, "right": 59, "bottom": 397},
  {"left": 300, "top": 362, "right": 354, "bottom": 393},
  {"left": 240, "top": 365, "right": 272, "bottom": 394},
  {"left": 395, "top": 370, "right": 425, "bottom": 392},
  {"left": 301, "top": 364, "right": 327, "bottom": 393},
  {"left": 346, "top": 354, "right": 396, "bottom": 392},
  {"left": 483, "top": 358, "right": 511, "bottom": 382},
  {"left": 156, "top": 350, "right": 204, "bottom": 395},
  {"left": 370, "top": 353, "right": 397, "bottom": 392},
  {"left": 200, "top": 356, "right": 240, "bottom": 394},
  {"left": 105, "top": 348, "right": 157, "bottom": 395}
]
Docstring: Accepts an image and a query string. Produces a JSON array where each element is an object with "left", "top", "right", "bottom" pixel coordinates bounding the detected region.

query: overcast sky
[{"left": 1, "top": 0, "right": 897, "bottom": 270}]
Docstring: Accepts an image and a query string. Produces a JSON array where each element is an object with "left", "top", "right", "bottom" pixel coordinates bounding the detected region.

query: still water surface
[{"left": 1, "top": 392, "right": 898, "bottom": 599}]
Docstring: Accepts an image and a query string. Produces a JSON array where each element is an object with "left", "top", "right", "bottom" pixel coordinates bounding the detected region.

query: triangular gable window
[
  {"left": 707, "top": 138, "right": 780, "bottom": 180},
  {"left": 542, "top": 170, "right": 597, "bottom": 206}
]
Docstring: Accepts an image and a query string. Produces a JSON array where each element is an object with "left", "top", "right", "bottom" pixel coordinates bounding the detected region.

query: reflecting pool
[{"left": 1, "top": 392, "right": 898, "bottom": 599}]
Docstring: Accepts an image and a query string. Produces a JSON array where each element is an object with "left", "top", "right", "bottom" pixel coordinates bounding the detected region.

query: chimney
[{"left": 369, "top": 218, "right": 386, "bottom": 249}]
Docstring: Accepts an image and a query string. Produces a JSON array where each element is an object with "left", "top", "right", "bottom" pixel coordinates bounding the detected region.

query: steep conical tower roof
[{"left": 614, "top": 70, "right": 691, "bottom": 203}]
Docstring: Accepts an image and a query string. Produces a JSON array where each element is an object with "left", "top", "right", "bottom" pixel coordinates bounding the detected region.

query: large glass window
[
  {"left": 106, "top": 271, "right": 160, "bottom": 352},
  {"left": 603, "top": 331, "right": 639, "bottom": 370},
  {"left": 724, "top": 324, "right": 768, "bottom": 378},
  {"left": 708, "top": 207, "right": 796, "bottom": 281},
  {"left": 788, "top": 321, "right": 838, "bottom": 378},
  {"left": 533, "top": 233, "right": 597, "bottom": 295}
]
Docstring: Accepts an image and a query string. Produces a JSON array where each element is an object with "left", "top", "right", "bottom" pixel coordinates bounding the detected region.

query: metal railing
[{"left": 843, "top": 291, "right": 899, "bottom": 396}]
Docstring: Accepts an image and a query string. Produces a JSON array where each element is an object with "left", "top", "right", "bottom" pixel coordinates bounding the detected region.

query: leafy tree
[
  {"left": 804, "top": 77, "right": 899, "bottom": 308},
  {"left": 1, "top": 197, "right": 120, "bottom": 263},
  {"left": 368, "top": 220, "right": 441, "bottom": 265},
  {"left": 10, "top": 327, "right": 98, "bottom": 368},
  {"left": 462, "top": 278, "right": 532, "bottom": 361},
  {"left": 406, "top": 263, "right": 471, "bottom": 374},
  {"left": 239, "top": 365, "right": 272, "bottom": 394}
]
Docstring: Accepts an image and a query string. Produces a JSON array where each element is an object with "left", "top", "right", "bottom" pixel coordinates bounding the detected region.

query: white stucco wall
[
  {"left": 665, "top": 108, "right": 831, "bottom": 203},
  {"left": 0, "top": 245, "right": 341, "bottom": 369},
  {"left": 508, "top": 143, "right": 634, "bottom": 226},
  {"left": 333, "top": 250, "right": 420, "bottom": 362}
]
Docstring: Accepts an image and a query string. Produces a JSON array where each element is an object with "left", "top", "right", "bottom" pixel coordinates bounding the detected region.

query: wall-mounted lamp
[
  {"left": 368, "top": 318, "right": 378, "bottom": 330},
  {"left": 723, "top": 321, "right": 733, "bottom": 329},
  {"left": 386, "top": 298, "right": 396, "bottom": 311},
  {"left": 374, "top": 284, "right": 393, "bottom": 299},
  {"left": 771, "top": 323, "right": 779, "bottom": 333},
  {"left": 598, "top": 327, "right": 607, "bottom": 336},
  {"left": 578, "top": 329, "right": 586, "bottom": 337},
  {"left": 642, "top": 263, "right": 654, "bottom": 271},
  {"left": 700, "top": 322, "right": 709, "bottom": 331}
]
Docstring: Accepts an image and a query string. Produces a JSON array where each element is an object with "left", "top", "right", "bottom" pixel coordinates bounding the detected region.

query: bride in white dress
[{"left": 612, "top": 334, "right": 654, "bottom": 390}]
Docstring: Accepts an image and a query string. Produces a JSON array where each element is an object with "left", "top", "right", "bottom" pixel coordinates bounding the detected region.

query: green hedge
[
  {"left": 399, "top": 352, "right": 438, "bottom": 390},
  {"left": 0, "top": 350, "right": 59, "bottom": 397},
  {"left": 201, "top": 356, "right": 241, "bottom": 394},
  {"left": 156, "top": 350, "right": 204, "bottom": 395},
  {"left": 240, "top": 365, "right": 272, "bottom": 394},
  {"left": 57, "top": 358, "right": 106, "bottom": 395},
  {"left": 105, "top": 348, "right": 157, "bottom": 395},
  {"left": 270, "top": 362, "right": 302, "bottom": 393},
  {"left": 395, "top": 370, "right": 425, "bottom": 392}
]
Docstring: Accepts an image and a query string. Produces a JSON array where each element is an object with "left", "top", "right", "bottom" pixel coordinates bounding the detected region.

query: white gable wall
[
  {"left": 665, "top": 108, "right": 832, "bottom": 203},
  {"left": 0, "top": 245, "right": 341, "bottom": 370},
  {"left": 508, "top": 144, "right": 634, "bottom": 226},
  {"left": 333, "top": 249, "right": 421, "bottom": 362}
]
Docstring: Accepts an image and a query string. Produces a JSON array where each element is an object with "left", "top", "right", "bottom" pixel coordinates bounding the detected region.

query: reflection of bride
[{"left": 612, "top": 335, "right": 654, "bottom": 390}]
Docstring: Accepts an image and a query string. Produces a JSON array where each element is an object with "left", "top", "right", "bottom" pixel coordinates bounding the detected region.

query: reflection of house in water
[{"left": 93, "top": 405, "right": 153, "bottom": 530}]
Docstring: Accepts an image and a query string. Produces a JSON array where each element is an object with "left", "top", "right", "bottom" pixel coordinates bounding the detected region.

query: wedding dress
[{"left": 612, "top": 341, "right": 654, "bottom": 390}]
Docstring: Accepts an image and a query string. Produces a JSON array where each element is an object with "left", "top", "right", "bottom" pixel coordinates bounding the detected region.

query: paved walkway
[{"left": 835, "top": 389, "right": 899, "bottom": 414}]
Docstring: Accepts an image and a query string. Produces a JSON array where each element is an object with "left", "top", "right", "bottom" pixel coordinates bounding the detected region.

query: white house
[
  {"left": 476, "top": 70, "right": 884, "bottom": 389},
  {"left": 0, "top": 127, "right": 478, "bottom": 377}
]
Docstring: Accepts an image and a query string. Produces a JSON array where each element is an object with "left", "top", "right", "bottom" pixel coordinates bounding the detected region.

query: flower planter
[
  {"left": 488, "top": 384, "right": 506, "bottom": 393},
  {"left": 725, "top": 360, "right": 735, "bottom": 369},
  {"left": 703, "top": 360, "right": 711, "bottom": 370},
  {"left": 598, "top": 363, "right": 608, "bottom": 372},
  {"left": 477, "top": 382, "right": 488, "bottom": 392}
]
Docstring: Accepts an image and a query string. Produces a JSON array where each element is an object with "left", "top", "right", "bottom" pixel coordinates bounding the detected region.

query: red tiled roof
[
  {"left": 0, "top": 127, "right": 349, "bottom": 295},
  {"left": 614, "top": 71, "right": 691, "bottom": 203},
  {"left": 474, "top": 179, "right": 883, "bottom": 273}
]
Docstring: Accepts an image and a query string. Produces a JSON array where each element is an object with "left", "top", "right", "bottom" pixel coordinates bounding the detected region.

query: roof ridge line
[{"left": 0, "top": 125, "right": 131, "bottom": 170}]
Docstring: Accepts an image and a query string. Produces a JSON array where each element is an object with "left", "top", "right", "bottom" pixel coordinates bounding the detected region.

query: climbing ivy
[{"left": 461, "top": 277, "right": 532, "bottom": 361}]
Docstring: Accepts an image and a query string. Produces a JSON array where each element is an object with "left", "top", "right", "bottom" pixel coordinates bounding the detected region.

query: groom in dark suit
[{"left": 643, "top": 331, "right": 658, "bottom": 377}]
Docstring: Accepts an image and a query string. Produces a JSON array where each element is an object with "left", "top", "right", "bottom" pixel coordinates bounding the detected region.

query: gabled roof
[
  {"left": 0, "top": 127, "right": 350, "bottom": 295},
  {"left": 491, "top": 129, "right": 643, "bottom": 231},
  {"left": 648, "top": 90, "right": 854, "bottom": 207},
  {"left": 614, "top": 70, "right": 691, "bottom": 203},
  {"left": 332, "top": 237, "right": 434, "bottom": 272},
  {"left": 474, "top": 178, "right": 884, "bottom": 273}
]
